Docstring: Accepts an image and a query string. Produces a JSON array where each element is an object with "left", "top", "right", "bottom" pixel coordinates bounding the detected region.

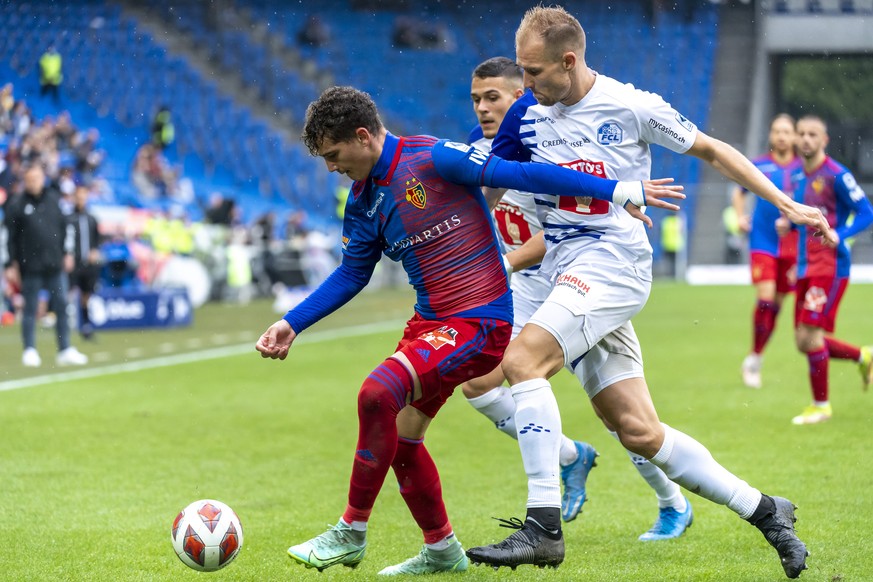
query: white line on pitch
[{"left": 0, "top": 320, "right": 404, "bottom": 393}]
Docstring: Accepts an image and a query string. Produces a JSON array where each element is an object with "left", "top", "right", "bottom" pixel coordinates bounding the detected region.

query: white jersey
[
  {"left": 470, "top": 130, "right": 551, "bottom": 303},
  {"left": 491, "top": 73, "right": 698, "bottom": 281}
]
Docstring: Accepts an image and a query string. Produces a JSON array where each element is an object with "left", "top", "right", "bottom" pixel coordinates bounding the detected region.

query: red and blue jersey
[
  {"left": 341, "top": 133, "right": 511, "bottom": 322},
  {"left": 744, "top": 153, "right": 804, "bottom": 258},
  {"left": 283, "top": 132, "right": 625, "bottom": 334},
  {"left": 795, "top": 156, "right": 873, "bottom": 279}
]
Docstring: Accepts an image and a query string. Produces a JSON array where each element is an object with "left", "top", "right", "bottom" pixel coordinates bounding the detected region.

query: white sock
[
  {"left": 466, "top": 387, "right": 517, "bottom": 438},
  {"left": 425, "top": 532, "right": 454, "bottom": 551},
  {"left": 511, "top": 378, "right": 562, "bottom": 508},
  {"left": 340, "top": 517, "right": 368, "bottom": 533},
  {"left": 467, "top": 387, "right": 578, "bottom": 466},
  {"left": 608, "top": 430, "right": 685, "bottom": 510},
  {"left": 558, "top": 436, "right": 578, "bottom": 467},
  {"left": 649, "top": 424, "right": 762, "bottom": 519}
]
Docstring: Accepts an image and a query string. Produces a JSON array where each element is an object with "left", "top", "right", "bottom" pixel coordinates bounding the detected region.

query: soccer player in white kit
[
  {"left": 461, "top": 56, "right": 599, "bottom": 525},
  {"left": 465, "top": 6, "right": 833, "bottom": 579},
  {"left": 461, "top": 56, "right": 695, "bottom": 536}
]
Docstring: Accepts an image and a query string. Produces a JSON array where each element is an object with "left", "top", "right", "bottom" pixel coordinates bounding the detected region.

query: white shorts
[
  {"left": 527, "top": 250, "right": 650, "bottom": 398},
  {"left": 510, "top": 271, "right": 551, "bottom": 340}
]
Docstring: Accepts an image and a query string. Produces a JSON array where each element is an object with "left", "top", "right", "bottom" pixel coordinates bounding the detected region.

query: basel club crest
[
  {"left": 405, "top": 177, "right": 426, "bottom": 209},
  {"left": 420, "top": 326, "right": 458, "bottom": 349}
]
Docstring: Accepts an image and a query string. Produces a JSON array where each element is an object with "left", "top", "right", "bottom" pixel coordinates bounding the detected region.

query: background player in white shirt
[
  {"left": 465, "top": 6, "right": 833, "bottom": 579},
  {"left": 461, "top": 56, "right": 696, "bottom": 535}
]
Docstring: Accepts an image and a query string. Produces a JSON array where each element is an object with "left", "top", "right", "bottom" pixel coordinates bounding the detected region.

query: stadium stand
[
  {"left": 234, "top": 0, "right": 718, "bottom": 253},
  {"left": 1, "top": 0, "right": 721, "bottom": 255}
]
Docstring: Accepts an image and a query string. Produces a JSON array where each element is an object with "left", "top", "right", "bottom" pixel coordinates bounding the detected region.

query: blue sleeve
[
  {"left": 491, "top": 92, "right": 535, "bottom": 162},
  {"left": 431, "top": 140, "right": 620, "bottom": 201},
  {"left": 834, "top": 170, "right": 873, "bottom": 240},
  {"left": 282, "top": 261, "right": 373, "bottom": 334},
  {"left": 466, "top": 124, "right": 483, "bottom": 146}
]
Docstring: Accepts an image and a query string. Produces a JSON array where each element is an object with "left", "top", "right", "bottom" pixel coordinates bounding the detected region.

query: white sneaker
[
  {"left": 741, "top": 353, "right": 762, "bottom": 389},
  {"left": 56, "top": 347, "right": 88, "bottom": 366},
  {"left": 22, "top": 348, "right": 42, "bottom": 367}
]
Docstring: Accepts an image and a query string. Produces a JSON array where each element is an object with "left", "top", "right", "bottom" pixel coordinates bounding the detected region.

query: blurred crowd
[{"left": 1, "top": 84, "right": 341, "bottom": 338}]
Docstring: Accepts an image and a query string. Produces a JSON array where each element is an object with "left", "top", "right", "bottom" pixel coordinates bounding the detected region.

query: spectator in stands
[
  {"left": 0, "top": 150, "right": 22, "bottom": 195},
  {"left": 73, "top": 128, "right": 105, "bottom": 184},
  {"left": 0, "top": 83, "right": 15, "bottom": 136},
  {"left": 284, "top": 209, "right": 307, "bottom": 241},
  {"left": 392, "top": 16, "right": 454, "bottom": 51},
  {"left": 205, "top": 192, "right": 237, "bottom": 226},
  {"left": 131, "top": 143, "right": 175, "bottom": 200},
  {"left": 68, "top": 184, "right": 101, "bottom": 340},
  {"left": 4, "top": 164, "right": 87, "bottom": 367},
  {"left": 54, "top": 111, "right": 77, "bottom": 151},
  {"left": 151, "top": 105, "right": 175, "bottom": 151},
  {"left": 55, "top": 166, "right": 77, "bottom": 200},
  {"left": 38, "top": 46, "right": 63, "bottom": 105},
  {"left": 10, "top": 101, "right": 32, "bottom": 140},
  {"left": 298, "top": 15, "right": 331, "bottom": 48}
]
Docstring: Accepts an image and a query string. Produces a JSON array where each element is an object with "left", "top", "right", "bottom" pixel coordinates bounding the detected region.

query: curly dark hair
[{"left": 301, "top": 86, "right": 384, "bottom": 155}]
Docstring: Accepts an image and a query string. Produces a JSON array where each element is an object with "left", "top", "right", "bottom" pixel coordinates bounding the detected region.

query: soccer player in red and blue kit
[
  {"left": 788, "top": 115, "right": 873, "bottom": 425},
  {"left": 255, "top": 86, "right": 683, "bottom": 575},
  {"left": 732, "top": 114, "right": 803, "bottom": 388}
]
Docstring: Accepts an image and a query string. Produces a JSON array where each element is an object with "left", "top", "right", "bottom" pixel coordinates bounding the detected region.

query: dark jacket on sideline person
[{"left": 5, "top": 187, "right": 72, "bottom": 274}]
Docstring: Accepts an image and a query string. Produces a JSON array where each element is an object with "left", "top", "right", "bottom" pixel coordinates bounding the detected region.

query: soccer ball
[{"left": 171, "top": 499, "right": 243, "bottom": 571}]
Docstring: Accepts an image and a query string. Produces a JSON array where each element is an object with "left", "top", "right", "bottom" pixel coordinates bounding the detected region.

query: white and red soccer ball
[{"left": 171, "top": 499, "right": 243, "bottom": 571}]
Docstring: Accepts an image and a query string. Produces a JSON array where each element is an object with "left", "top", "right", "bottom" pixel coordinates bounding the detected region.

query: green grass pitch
[{"left": 1, "top": 283, "right": 871, "bottom": 581}]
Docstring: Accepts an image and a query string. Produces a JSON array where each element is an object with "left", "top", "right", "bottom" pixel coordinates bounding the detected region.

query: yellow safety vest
[
  {"left": 661, "top": 215, "right": 685, "bottom": 252},
  {"left": 39, "top": 52, "right": 62, "bottom": 84}
]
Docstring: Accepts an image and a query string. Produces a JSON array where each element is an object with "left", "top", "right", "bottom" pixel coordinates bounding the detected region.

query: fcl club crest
[{"left": 405, "top": 178, "right": 426, "bottom": 209}]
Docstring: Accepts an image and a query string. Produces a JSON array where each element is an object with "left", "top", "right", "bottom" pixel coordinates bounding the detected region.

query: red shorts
[
  {"left": 794, "top": 276, "right": 848, "bottom": 333},
  {"left": 750, "top": 251, "right": 796, "bottom": 294},
  {"left": 396, "top": 313, "right": 511, "bottom": 418}
]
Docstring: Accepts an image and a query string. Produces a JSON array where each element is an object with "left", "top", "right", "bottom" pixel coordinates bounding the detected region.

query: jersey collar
[{"left": 371, "top": 132, "right": 403, "bottom": 186}]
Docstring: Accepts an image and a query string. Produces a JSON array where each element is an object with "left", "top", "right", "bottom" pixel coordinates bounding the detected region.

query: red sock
[
  {"left": 753, "top": 300, "right": 779, "bottom": 354},
  {"left": 392, "top": 438, "right": 452, "bottom": 544},
  {"left": 824, "top": 336, "right": 861, "bottom": 362},
  {"left": 807, "top": 348, "right": 829, "bottom": 403},
  {"left": 343, "top": 358, "right": 413, "bottom": 524}
]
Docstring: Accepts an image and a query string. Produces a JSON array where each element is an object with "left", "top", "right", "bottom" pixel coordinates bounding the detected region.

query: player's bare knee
[
  {"left": 615, "top": 417, "right": 663, "bottom": 458},
  {"left": 502, "top": 341, "right": 562, "bottom": 384},
  {"left": 461, "top": 380, "right": 488, "bottom": 399}
]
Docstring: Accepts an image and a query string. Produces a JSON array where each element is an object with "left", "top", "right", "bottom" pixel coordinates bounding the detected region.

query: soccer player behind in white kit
[
  {"left": 465, "top": 6, "right": 834, "bottom": 579},
  {"left": 461, "top": 56, "right": 694, "bottom": 535}
]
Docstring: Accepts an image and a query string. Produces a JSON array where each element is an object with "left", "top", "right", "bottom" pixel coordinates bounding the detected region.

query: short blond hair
[{"left": 516, "top": 5, "right": 585, "bottom": 61}]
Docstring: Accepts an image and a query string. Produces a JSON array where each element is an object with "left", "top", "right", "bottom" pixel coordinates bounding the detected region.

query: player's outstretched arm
[
  {"left": 432, "top": 140, "right": 684, "bottom": 210},
  {"left": 688, "top": 132, "right": 837, "bottom": 246},
  {"left": 256, "top": 319, "right": 297, "bottom": 360},
  {"left": 256, "top": 261, "right": 373, "bottom": 362}
]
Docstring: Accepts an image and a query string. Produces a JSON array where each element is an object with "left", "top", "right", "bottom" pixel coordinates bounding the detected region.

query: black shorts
[{"left": 70, "top": 265, "right": 100, "bottom": 294}]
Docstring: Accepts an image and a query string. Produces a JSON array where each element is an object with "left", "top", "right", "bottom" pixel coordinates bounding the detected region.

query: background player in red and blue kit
[
  {"left": 787, "top": 115, "right": 873, "bottom": 425},
  {"left": 255, "top": 86, "right": 683, "bottom": 575},
  {"left": 732, "top": 114, "right": 803, "bottom": 388}
]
